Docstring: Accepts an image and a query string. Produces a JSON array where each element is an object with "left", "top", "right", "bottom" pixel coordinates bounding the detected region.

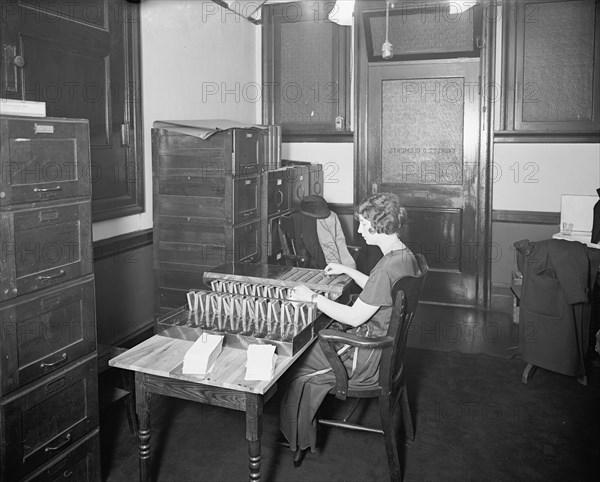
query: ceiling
[{"left": 214, "top": 0, "right": 292, "bottom": 24}]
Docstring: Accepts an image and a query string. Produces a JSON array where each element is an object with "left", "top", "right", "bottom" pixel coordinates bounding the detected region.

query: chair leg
[
  {"left": 293, "top": 448, "right": 307, "bottom": 468},
  {"left": 400, "top": 385, "right": 414, "bottom": 442},
  {"left": 342, "top": 398, "right": 361, "bottom": 423},
  {"left": 379, "top": 397, "right": 402, "bottom": 482},
  {"left": 521, "top": 363, "right": 537, "bottom": 384}
]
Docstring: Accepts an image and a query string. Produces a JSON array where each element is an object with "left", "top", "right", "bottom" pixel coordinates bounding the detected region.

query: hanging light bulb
[{"left": 382, "top": 0, "right": 393, "bottom": 60}]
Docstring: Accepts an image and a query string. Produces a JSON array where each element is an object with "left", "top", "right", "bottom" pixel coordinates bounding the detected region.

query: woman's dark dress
[{"left": 279, "top": 248, "right": 419, "bottom": 452}]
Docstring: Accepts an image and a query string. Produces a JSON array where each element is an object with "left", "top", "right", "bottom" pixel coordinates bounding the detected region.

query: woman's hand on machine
[
  {"left": 288, "top": 285, "right": 315, "bottom": 303},
  {"left": 323, "top": 263, "right": 346, "bottom": 276}
]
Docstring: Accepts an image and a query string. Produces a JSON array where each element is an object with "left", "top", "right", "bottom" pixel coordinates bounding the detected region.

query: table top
[
  {"left": 109, "top": 334, "right": 311, "bottom": 395},
  {"left": 552, "top": 232, "right": 599, "bottom": 249}
]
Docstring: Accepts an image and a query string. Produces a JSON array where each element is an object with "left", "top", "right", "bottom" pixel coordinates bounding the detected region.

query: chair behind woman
[{"left": 316, "top": 253, "right": 428, "bottom": 481}]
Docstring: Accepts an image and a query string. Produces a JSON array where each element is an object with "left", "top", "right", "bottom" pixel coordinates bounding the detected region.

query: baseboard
[
  {"left": 116, "top": 321, "right": 155, "bottom": 349},
  {"left": 491, "top": 283, "right": 514, "bottom": 315}
]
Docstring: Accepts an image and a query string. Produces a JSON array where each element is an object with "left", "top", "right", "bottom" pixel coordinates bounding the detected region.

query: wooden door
[
  {"left": 0, "top": 0, "right": 143, "bottom": 221},
  {"left": 367, "top": 60, "right": 482, "bottom": 306}
]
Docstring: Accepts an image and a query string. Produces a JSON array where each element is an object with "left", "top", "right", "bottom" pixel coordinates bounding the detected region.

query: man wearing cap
[{"left": 292, "top": 195, "right": 356, "bottom": 270}]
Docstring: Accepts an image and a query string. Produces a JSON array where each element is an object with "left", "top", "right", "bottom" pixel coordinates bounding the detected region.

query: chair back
[
  {"left": 277, "top": 215, "right": 302, "bottom": 267},
  {"left": 379, "top": 254, "right": 428, "bottom": 403},
  {"left": 277, "top": 213, "right": 329, "bottom": 268}
]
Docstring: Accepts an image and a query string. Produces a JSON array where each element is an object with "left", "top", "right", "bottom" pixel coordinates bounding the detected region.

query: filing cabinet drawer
[
  {"left": 0, "top": 200, "right": 92, "bottom": 302},
  {"left": 154, "top": 127, "right": 264, "bottom": 176},
  {"left": 1, "top": 355, "right": 99, "bottom": 481},
  {"left": 268, "top": 169, "right": 290, "bottom": 217},
  {"left": 233, "top": 176, "right": 260, "bottom": 224},
  {"left": 0, "top": 276, "right": 96, "bottom": 396},
  {"left": 157, "top": 174, "right": 260, "bottom": 226},
  {"left": 309, "top": 164, "right": 323, "bottom": 196},
  {"left": 288, "top": 165, "right": 309, "bottom": 210},
  {"left": 232, "top": 128, "right": 264, "bottom": 176},
  {"left": 24, "top": 428, "right": 100, "bottom": 482},
  {"left": 0, "top": 116, "right": 91, "bottom": 207},
  {"left": 267, "top": 216, "right": 285, "bottom": 264},
  {"left": 233, "top": 220, "right": 261, "bottom": 262},
  {"left": 157, "top": 220, "right": 262, "bottom": 267}
]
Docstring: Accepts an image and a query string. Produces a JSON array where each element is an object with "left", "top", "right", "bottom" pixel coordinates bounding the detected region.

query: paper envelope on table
[
  {"left": 244, "top": 344, "right": 277, "bottom": 381},
  {"left": 182, "top": 333, "right": 224, "bottom": 376}
]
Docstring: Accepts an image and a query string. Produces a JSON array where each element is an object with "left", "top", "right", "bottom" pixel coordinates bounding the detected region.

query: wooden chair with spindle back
[{"left": 304, "top": 254, "right": 428, "bottom": 481}]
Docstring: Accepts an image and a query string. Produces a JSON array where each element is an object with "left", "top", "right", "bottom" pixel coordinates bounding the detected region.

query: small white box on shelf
[{"left": 0, "top": 99, "right": 46, "bottom": 117}]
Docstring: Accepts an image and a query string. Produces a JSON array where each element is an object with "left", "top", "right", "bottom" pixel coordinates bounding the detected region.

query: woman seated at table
[{"left": 281, "top": 192, "right": 420, "bottom": 462}]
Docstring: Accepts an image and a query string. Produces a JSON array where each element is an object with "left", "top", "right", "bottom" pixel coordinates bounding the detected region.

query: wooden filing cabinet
[
  {"left": 283, "top": 162, "right": 323, "bottom": 207},
  {"left": 23, "top": 428, "right": 101, "bottom": 482},
  {"left": 267, "top": 168, "right": 291, "bottom": 218},
  {"left": 288, "top": 164, "right": 310, "bottom": 211},
  {"left": 0, "top": 115, "right": 99, "bottom": 481},
  {"left": 152, "top": 124, "right": 268, "bottom": 316},
  {"left": 266, "top": 163, "right": 324, "bottom": 264}
]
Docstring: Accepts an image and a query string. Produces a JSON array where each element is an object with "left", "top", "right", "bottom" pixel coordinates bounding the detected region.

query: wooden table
[{"left": 109, "top": 334, "right": 312, "bottom": 482}]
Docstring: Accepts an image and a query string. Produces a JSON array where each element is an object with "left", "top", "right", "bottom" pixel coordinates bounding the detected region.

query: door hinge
[{"left": 3, "top": 44, "right": 24, "bottom": 94}]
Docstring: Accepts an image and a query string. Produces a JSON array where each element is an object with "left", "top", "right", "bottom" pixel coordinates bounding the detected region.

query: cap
[{"left": 299, "top": 195, "right": 330, "bottom": 219}]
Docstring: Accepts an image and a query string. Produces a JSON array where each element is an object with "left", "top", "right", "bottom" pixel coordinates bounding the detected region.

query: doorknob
[{"left": 11, "top": 55, "right": 25, "bottom": 68}]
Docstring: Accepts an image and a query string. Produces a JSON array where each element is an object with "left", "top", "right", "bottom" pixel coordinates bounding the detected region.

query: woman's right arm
[{"left": 324, "top": 263, "right": 369, "bottom": 289}]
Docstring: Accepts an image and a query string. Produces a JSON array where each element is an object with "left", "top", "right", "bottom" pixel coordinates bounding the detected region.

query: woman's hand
[
  {"left": 288, "top": 285, "right": 316, "bottom": 303},
  {"left": 323, "top": 263, "right": 346, "bottom": 276}
]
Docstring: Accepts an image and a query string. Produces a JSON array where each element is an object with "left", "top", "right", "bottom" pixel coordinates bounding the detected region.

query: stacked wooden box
[
  {"left": 152, "top": 123, "right": 326, "bottom": 317},
  {"left": 152, "top": 124, "right": 268, "bottom": 316}
]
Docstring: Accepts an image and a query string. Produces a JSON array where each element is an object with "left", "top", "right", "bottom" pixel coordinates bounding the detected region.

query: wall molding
[
  {"left": 333, "top": 206, "right": 560, "bottom": 226},
  {"left": 492, "top": 210, "right": 560, "bottom": 225},
  {"left": 93, "top": 228, "right": 154, "bottom": 261},
  {"left": 494, "top": 131, "right": 600, "bottom": 144}
]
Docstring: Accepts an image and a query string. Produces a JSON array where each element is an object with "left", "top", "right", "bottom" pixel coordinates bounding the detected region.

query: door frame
[{"left": 353, "top": 0, "right": 497, "bottom": 309}]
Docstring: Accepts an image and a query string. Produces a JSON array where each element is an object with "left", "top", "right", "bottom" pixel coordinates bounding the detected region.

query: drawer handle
[
  {"left": 34, "top": 186, "right": 62, "bottom": 193},
  {"left": 44, "top": 433, "right": 72, "bottom": 453},
  {"left": 63, "top": 470, "right": 74, "bottom": 478},
  {"left": 38, "top": 270, "right": 66, "bottom": 281},
  {"left": 276, "top": 190, "right": 284, "bottom": 205},
  {"left": 40, "top": 352, "right": 68, "bottom": 369}
]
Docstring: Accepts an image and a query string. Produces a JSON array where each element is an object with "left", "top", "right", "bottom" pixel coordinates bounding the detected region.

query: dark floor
[{"left": 99, "top": 306, "right": 600, "bottom": 482}]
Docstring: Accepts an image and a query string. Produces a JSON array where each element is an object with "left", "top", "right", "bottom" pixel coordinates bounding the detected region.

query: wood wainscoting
[
  {"left": 89, "top": 210, "right": 560, "bottom": 339},
  {"left": 491, "top": 210, "right": 560, "bottom": 314},
  {"left": 94, "top": 229, "right": 154, "bottom": 347}
]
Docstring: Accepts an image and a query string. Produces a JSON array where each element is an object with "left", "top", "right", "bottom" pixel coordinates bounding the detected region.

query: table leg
[
  {"left": 246, "top": 393, "right": 263, "bottom": 482},
  {"left": 135, "top": 372, "right": 152, "bottom": 482}
]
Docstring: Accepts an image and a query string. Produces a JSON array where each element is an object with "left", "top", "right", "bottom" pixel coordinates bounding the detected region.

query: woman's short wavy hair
[{"left": 355, "top": 192, "right": 407, "bottom": 238}]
